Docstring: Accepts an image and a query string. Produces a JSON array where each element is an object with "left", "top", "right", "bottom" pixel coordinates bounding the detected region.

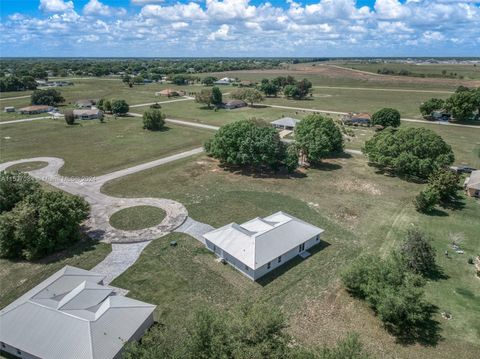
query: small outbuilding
[
  {"left": 465, "top": 170, "right": 480, "bottom": 198},
  {"left": 214, "top": 77, "right": 235, "bottom": 85},
  {"left": 0, "top": 266, "right": 156, "bottom": 359},
  {"left": 224, "top": 99, "right": 247, "bottom": 110},
  {"left": 342, "top": 113, "right": 371, "bottom": 126},
  {"left": 73, "top": 108, "right": 103, "bottom": 120},
  {"left": 203, "top": 211, "right": 324, "bottom": 281},
  {"left": 271, "top": 117, "right": 300, "bottom": 131},
  {"left": 18, "top": 105, "right": 53, "bottom": 115},
  {"left": 4, "top": 106, "right": 15, "bottom": 113},
  {"left": 76, "top": 99, "right": 96, "bottom": 108}
]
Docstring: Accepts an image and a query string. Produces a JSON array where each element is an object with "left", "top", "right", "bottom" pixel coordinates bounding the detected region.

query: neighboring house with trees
[{"left": 465, "top": 170, "right": 480, "bottom": 198}]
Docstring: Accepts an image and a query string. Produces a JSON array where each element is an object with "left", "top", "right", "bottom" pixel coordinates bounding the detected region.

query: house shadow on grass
[
  {"left": 256, "top": 240, "right": 331, "bottom": 287},
  {"left": 388, "top": 303, "right": 443, "bottom": 347}
]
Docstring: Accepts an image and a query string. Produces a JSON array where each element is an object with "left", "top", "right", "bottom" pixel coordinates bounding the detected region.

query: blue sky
[{"left": 1, "top": 0, "right": 479, "bottom": 57}]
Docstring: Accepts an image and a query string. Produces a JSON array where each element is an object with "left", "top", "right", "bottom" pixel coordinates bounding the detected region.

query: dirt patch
[{"left": 336, "top": 178, "right": 382, "bottom": 195}]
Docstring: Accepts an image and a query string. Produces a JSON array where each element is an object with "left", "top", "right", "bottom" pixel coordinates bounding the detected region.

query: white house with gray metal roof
[
  {"left": 271, "top": 117, "right": 300, "bottom": 131},
  {"left": 203, "top": 211, "right": 324, "bottom": 280},
  {"left": 0, "top": 266, "right": 155, "bottom": 359}
]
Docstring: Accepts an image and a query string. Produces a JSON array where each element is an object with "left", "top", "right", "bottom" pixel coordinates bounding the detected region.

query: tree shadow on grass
[
  {"left": 388, "top": 304, "right": 443, "bottom": 347},
  {"left": 425, "top": 263, "right": 449, "bottom": 281},
  {"left": 218, "top": 164, "right": 307, "bottom": 179},
  {"left": 256, "top": 240, "right": 331, "bottom": 287},
  {"left": 439, "top": 194, "right": 466, "bottom": 211},
  {"left": 145, "top": 125, "right": 171, "bottom": 133}
]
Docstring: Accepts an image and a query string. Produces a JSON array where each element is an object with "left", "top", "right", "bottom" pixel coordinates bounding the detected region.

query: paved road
[
  {"left": 0, "top": 95, "right": 31, "bottom": 101},
  {"left": 312, "top": 85, "right": 453, "bottom": 94},
  {"left": 129, "top": 96, "right": 194, "bottom": 108}
]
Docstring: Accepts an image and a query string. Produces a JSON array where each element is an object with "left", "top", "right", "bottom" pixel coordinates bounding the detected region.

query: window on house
[
  {"left": 267, "top": 262, "right": 271, "bottom": 269},
  {"left": 278, "top": 256, "right": 282, "bottom": 263},
  {"left": 17, "top": 349, "right": 22, "bottom": 355},
  {"left": 213, "top": 245, "right": 216, "bottom": 252},
  {"left": 316, "top": 235, "right": 320, "bottom": 242},
  {"left": 1, "top": 342, "right": 5, "bottom": 348},
  {"left": 299, "top": 243, "right": 305, "bottom": 252},
  {"left": 245, "top": 265, "right": 249, "bottom": 271}
]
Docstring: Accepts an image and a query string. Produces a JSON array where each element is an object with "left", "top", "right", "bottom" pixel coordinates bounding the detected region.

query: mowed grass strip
[
  {"left": 105, "top": 154, "right": 480, "bottom": 359},
  {"left": 0, "top": 116, "right": 213, "bottom": 176},
  {"left": 6, "top": 161, "right": 48, "bottom": 172},
  {"left": 0, "top": 239, "right": 111, "bottom": 309},
  {"left": 109, "top": 206, "right": 166, "bottom": 231}
]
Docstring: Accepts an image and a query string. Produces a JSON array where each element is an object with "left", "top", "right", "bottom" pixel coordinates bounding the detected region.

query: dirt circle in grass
[
  {"left": 6, "top": 161, "right": 49, "bottom": 172},
  {"left": 109, "top": 206, "right": 166, "bottom": 231}
]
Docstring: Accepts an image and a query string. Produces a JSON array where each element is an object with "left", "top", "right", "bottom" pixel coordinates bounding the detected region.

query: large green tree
[
  {"left": 0, "top": 171, "right": 40, "bottom": 213},
  {"left": 110, "top": 99, "right": 129, "bottom": 115},
  {"left": 363, "top": 127, "right": 454, "bottom": 180},
  {"left": 143, "top": 109, "right": 166, "bottom": 131},
  {"left": 445, "top": 87, "right": 480, "bottom": 121},
  {"left": 205, "top": 119, "right": 286, "bottom": 171},
  {"left": 295, "top": 114, "right": 343, "bottom": 164},
  {"left": 31, "top": 88, "right": 64, "bottom": 106},
  {"left": 400, "top": 229, "right": 436, "bottom": 277},
  {"left": 419, "top": 98, "right": 445, "bottom": 117},
  {"left": 371, "top": 108, "right": 401, "bottom": 128},
  {"left": 211, "top": 86, "right": 223, "bottom": 106}
]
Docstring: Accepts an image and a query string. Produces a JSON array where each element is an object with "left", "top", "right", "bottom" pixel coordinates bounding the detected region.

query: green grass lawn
[
  {"left": 0, "top": 238, "right": 111, "bottom": 309},
  {"left": 104, "top": 152, "right": 480, "bottom": 359},
  {"left": 0, "top": 116, "right": 213, "bottom": 176},
  {"left": 109, "top": 205, "right": 166, "bottom": 230}
]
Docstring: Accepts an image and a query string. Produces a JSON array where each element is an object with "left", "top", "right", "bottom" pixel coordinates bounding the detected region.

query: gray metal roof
[
  {"left": 271, "top": 117, "right": 300, "bottom": 127},
  {"left": 203, "top": 211, "right": 324, "bottom": 269},
  {"left": 0, "top": 266, "right": 155, "bottom": 359},
  {"left": 466, "top": 170, "right": 480, "bottom": 190}
]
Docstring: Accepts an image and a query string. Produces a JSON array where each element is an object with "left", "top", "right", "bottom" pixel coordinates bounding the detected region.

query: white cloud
[
  {"left": 84, "top": 0, "right": 126, "bottom": 17},
  {"left": 39, "top": 0, "right": 74, "bottom": 13},
  {"left": 208, "top": 24, "right": 233, "bottom": 41},
  {"left": 131, "top": 0, "right": 165, "bottom": 4}
]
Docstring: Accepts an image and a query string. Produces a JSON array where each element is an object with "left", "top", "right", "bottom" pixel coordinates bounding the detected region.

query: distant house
[
  {"left": 18, "top": 105, "right": 52, "bottom": 115},
  {"left": 203, "top": 212, "right": 324, "bottom": 281},
  {"left": 465, "top": 170, "right": 480, "bottom": 198},
  {"left": 224, "top": 100, "right": 247, "bottom": 110},
  {"left": 214, "top": 77, "right": 235, "bottom": 85},
  {"left": 76, "top": 99, "right": 96, "bottom": 108},
  {"left": 431, "top": 110, "right": 451, "bottom": 121},
  {"left": 342, "top": 113, "right": 371, "bottom": 126},
  {"left": 0, "top": 266, "right": 156, "bottom": 359},
  {"left": 239, "top": 80, "right": 254, "bottom": 87},
  {"left": 4, "top": 106, "right": 15, "bottom": 113},
  {"left": 155, "top": 88, "right": 185, "bottom": 97},
  {"left": 73, "top": 109, "right": 103, "bottom": 120},
  {"left": 271, "top": 117, "right": 300, "bottom": 131}
]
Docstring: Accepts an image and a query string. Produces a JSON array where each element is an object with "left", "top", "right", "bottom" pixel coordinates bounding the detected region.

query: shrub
[
  {"left": 64, "top": 110, "right": 75, "bottom": 125},
  {"left": 400, "top": 229, "right": 436, "bottom": 276},
  {"left": 0, "top": 171, "right": 40, "bottom": 213},
  {"left": 427, "top": 169, "right": 459, "bottom": 203},
  {"left": 371, "top": 108, "right": 401, "bottom": 128},
  {"left": 420, "top": 98, "right": 445, "bottom": 117},
  {"left": 414, "top": 187, "right": 440, "bottom": 213},
  {"left": 363, "top": 127, "right": 454, "bottom": 180},
  {"left": 142, "top": 109, "right": 166, "bottom": 131},
  {"left": 295, "top": 114, "right": 343, "bottom": 164}
]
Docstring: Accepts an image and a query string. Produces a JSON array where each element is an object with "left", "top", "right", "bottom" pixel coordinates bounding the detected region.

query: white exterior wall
[
  {"left": 113, "top": 313, "right": 155, "bottom": 359},
  {"left": 205, "top": 234, "right": 321, "bottom": 281}
]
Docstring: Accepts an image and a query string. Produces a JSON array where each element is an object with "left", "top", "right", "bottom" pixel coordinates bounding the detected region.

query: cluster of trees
[
  {"left": 415, "top": 169, "right": 460, "bottom": 213},
  {"left": 0, "top": 171, "right": 89, "bottom": 260},
  {"left": 376, "top": 67, "right": 465, "bottom": 79},
  {"left": 371, "top": 108, "right": 401, "bottom": 127},
  {"left": 31, "top": 88, "right": 64, "bottom": 106},
  {"left": 205, "top": 119, "right": 298, "bottom": 173},
  {"left": 420, "top": 86, "right": 480, "bottom": 121},
  {"left": 342, "top": 229, "right": 437, "bottom": 336},
  {"left": 195, "top": 87, "right": 223, "bottom": 109},
  {"left": 98, "top": 98, "right": 129, "bottom": 115},
  {"left": 0, "top": 75, "right": 37, "bottom": 92},
  {"left": 143, "top": 109, "right": 166, "bottom": 131},
  {"left": 295, "top": 114, "right": 344, "bottom": 164},
  {"left": 124, "top": 302, "right": 371, "bottom": 359},
  {"left": 231, "top": 88, "right": 264, "bottom": 106},
  {"left": 257, "top": 76, "right": 312, "bottom": 100},
  {"left": 363, "top": 127, "right": 454, "bottom": 180}
]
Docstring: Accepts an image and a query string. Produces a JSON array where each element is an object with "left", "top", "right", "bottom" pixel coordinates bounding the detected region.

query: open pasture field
[
  {"left": 103, "top": 149, "right": 480, "bottom": 359},
  {"left": 336, "top": 61, "right": 480, "bottom": 80},
  {"left": 0, "top": 116, "right": 212, "bottom": 176},
  {"left": 209, "top": 62, "right": 480, "bottom": 91}
]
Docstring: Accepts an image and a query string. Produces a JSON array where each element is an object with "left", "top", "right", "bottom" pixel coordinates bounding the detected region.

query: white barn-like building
[
  {"left": 203, "top": 212, "right": 324, "bottom": 280},
  {"left": 0, "top": 266, "right": 155, "bottom": 359}
]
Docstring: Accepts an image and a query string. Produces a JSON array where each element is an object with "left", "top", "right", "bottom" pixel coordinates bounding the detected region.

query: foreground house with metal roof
[
  {"left": 0, "top": 266, "right": 155, "bottom": 359},
  {"left": 203, "top": 212, "right": 324, "bottom": 280}
]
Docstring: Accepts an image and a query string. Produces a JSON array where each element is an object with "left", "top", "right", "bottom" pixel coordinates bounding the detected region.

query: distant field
[
  {"left": 0, "top": 116, "right": 212, "bottom": 176},
  {"left": 336, "top": 62, "right": 480, "bottom": 80}
]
